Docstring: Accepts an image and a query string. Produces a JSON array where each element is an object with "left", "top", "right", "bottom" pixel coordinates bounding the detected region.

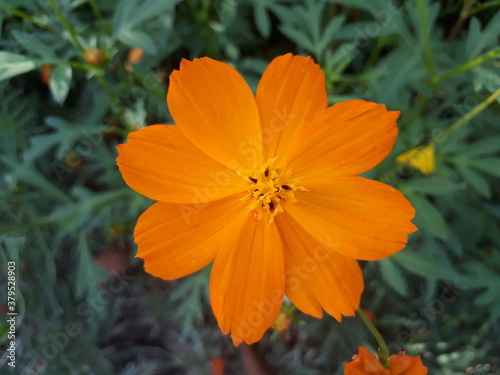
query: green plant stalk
[
  {"left": 432, "top": 87, "right": 500, "bottom": 143},
  {"left": 357, "top": 308, "right": 391, "bottom": 369},
  {"left": 0, "top": 4, "right": 59, "bottom": 33},
  {"left": 432, "top": 48, "right": 500, "bottom": 85},
  {"left": 364, "top": 36, "right": 388, "bottom": 71},
  {"left": 464, "top": 0, "right": 500, "bottom": 17},
  {"left": 48, "top": 0, "right": 85, "bottom": 52},
  {"left": 89, "top": 0, "right": 105, "bottom": 26},
  {"left": 417, "top": 0, "right": 436, "bottom": 79}
]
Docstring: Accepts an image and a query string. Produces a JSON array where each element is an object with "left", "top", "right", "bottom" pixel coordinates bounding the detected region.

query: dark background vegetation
[{"left": 0, "top": 0, "right": 499, "bottom": 374}]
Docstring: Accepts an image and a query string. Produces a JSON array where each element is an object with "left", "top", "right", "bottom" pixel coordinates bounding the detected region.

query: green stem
[
  {"left": 464, "top": 0, "right": 500, "bottom": 17},
  {"left": 0, "top": 4, "right": 59, "bottom": 33},
  {"left": 89, "top": 0, "right": 104, "bottom": 25},
  {"left": 432, "top": 48, "right": 500, "bottom": 85},
  {"left": 417, "top": 0, "right": 436, "bottom": 79},
  {"left": 48, "top": 0, "right": 85, "bottom": 51},
  {"left": 357, "top": 308, "right": 391, "bottom": 368},
  {"left": 364, "top": 36, "right": 388, "bottom": 71},
  {"left": 432, "top": 87, "right": 500, "bottom": 144}
]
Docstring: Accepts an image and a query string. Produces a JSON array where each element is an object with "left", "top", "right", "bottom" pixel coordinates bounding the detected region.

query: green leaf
[
  {"left": 379, "top": 258, "right": 408, "bottom": 296},
  {"left": 407, "top": 193, "right": 447, "bottom": 239},
  {"left": 324, "top": 43, "right": 358, "bottom": 78},
  {"left": 75, "top": 232, "right": 108, "bottom": 318},
  {"left": 49, "top": 65, "right": 72, "bottom": 105},
  {"left": 317, "top": 14, "right": 346, "bottom": 53},
  {"left": 406, "top": 177, "right": 459, "bottom": 195},
  {"left": 118, "top": 29, "right": 157, "bottom": 54},
  {"left": 465, "top": 13, "right": 500, "bottom": 58},
  {"left": 113, "top": 0, "right": 179, "bottom": 33},
  {"left": 467, "top": 158, "right": 500, "bottom": 178},
  {"left": 0, "top": 52, "right": 38, "bottom": 81},
  {"left": 11, "top": 31, "right": 58, "bottom": 61},
  {"left": 462, "top": 136, "right": 500, "bottom": 157},
  {"left": 254, "top": 3, "right": 271, "bottom": 38},
  {"left": 392, "top": 247, "right": 458, "bottom": 281},
  {"left": 456, "top": 163, "right": 491, "bottom": 199}
]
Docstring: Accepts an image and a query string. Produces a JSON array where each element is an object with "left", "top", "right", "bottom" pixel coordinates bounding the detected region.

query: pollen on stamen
[{"left": 238, "top": 160, "right": 305, "bottom": 224}]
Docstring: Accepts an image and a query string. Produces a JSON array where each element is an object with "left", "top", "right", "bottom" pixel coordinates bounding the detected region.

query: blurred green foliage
[{"left": 0, "top": 0, "right": 499, "bottom": 374}]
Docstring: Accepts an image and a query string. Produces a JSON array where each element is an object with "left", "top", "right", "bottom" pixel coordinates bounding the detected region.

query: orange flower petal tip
[
  {"left": 344, "top": 347, "right": 428, "bottom": 375},
  {"left": 116, "top": 54, "right": 417, "bottom": 345}
]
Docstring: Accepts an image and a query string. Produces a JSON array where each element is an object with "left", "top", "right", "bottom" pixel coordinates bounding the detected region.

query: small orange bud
[
  {"left": 83, "top": 47, "right": 107, "bottom": 67},
  {"left": 125, "top": 48, "right": 144, "bottom": 72},
  {"left": 41, "top": 64, "right": 53, "bottom": 85}
]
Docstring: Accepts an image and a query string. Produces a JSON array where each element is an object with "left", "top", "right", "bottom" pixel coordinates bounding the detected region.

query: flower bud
[{"left": 83, "top": 47, "right": 107, "bottom": 67}]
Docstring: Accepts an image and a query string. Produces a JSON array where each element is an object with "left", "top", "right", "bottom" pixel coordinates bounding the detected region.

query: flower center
[{"left": 239, "top": 159, "right": 306, "bottom": 223}]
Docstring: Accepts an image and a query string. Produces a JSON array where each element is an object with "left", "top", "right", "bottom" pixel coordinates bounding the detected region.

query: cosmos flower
[
  {"left": 344, "top": 347, "right": 428, "bottom": 375},
  {"left": 117, "top": 54, "right": 417, "bottom": 345},
  {"left": 396, "top": 144, "right": 435, "bottom": 175}
]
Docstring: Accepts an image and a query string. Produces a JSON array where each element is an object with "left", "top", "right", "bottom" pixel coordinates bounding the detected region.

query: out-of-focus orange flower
[
  {"left": 210, "top": 357, "right": 225, "bottom": 375},
  {"left": 125, "top": 48, "right": 144, "bottom": 72},
  {"left": 83, "top": 47, "right": 107, "bottom": 67},
  {"left": 116, "top": 54, "right": 417, "bottom": 346},
  {"left": 271, "top": 310, "right": 293, "bottom": 333},
  {"left": 344, "top": 347, "right": 428, "bottom": 375},
  {"left": 41, "top": 64, "right": 53, "bottom": 85}
]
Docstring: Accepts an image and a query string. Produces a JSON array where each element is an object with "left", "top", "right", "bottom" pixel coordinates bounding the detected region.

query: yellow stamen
[{"left": 238, "top": 159, "right": 305, "bottom": 223}]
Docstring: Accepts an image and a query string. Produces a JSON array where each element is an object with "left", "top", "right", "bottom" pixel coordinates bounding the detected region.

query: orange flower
[
  {"left": 116, "top": 54, "right": 417, "bottom": 346},
  {"left": 344, "top": 347, "right": 428, "bottom": 375}
]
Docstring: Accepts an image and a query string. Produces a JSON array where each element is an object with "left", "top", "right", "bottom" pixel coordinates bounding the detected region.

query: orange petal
[
  {"left": 135, "top": 195, "right": 245, "bottom": 280},
  {"left": 389, "top": 353, "right": 428, "bottom": 375},
  {"left": 117, "top": 125, "right": 244, "bottom": 203},
  {"left": 168, "top": 57, "right": 263, "bottom": 169},
  {"left": 276, "top": 212, "right": 363, "bottom": 320},
  {"left": 255, "top": 54, "right": 327, "bottom": 160},
  {"left": 210, "top": 214, "right": 285, "bottom": 346},
  {"left": 287, "top": 177, "right": 417, "bottom": 261},
  {"left": 284, "top": 100, "right": 399, "bottom": 181},
  {"left": 344, "top": 347, "right": 389, "bottom": 375}
]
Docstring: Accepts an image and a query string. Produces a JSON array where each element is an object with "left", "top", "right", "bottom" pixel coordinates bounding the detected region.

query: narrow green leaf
[
  {"left": 49, "top": 65, "right": 72, "bottom": 105},
  {"left": 118, "top": 29, "right": 157, "bottom": 54},
  {"left": 379, "top": 258, "right": 408, "bottom": 296},
  {"left": 254, "top": 3, "right": 271, "bottom": 38},
  {"left": 0, "top": 52, "right": 38, "bottom": 81},
  {"left": 456, "top": 163, "right": 491, "bottom": 198},
  {"left": 406, "top": 178, "right": 459, "bottom": 195},
  {"left": 393, "top": 248, "right": 458, "bottom": 280},
  {"left": 467, "top": 158, "right": 500, "bottom": 178},
  {"left": 407, "top": 193, "right": 447, "bottom": 239}
]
